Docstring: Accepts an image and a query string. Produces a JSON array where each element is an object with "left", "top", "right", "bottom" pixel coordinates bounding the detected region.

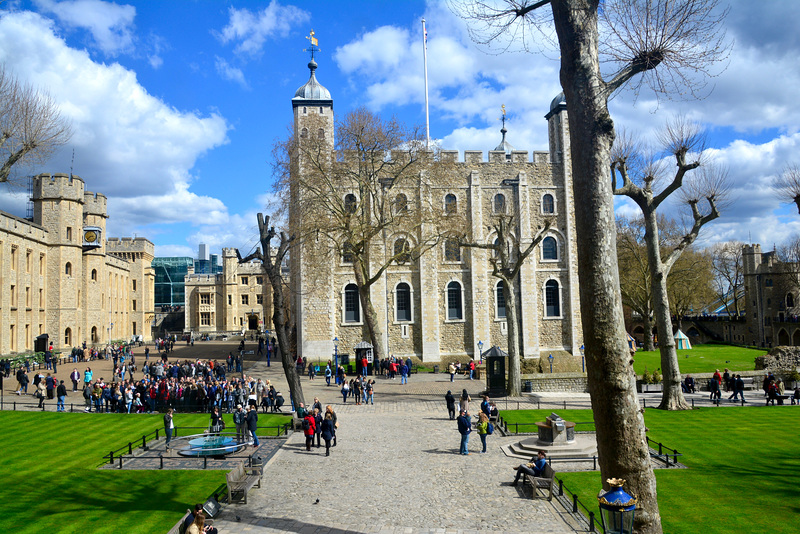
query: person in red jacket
[{"left": 303, "top": 412, "right": 316, "bottom": 451}]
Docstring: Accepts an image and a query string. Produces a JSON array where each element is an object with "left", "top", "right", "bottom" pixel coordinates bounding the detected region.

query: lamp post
[
  {"left": 580, "top": 344, "right": 585, "bottom": 373},
  {"left": 477, "top": 340, "right": 484, "bottom": 362},
  {"left": 548, "top": 353, "right": 554, "bottom": 374},
  {"left": 598, "top": 478, "right": 637, "bottom": 533},
  {"left": 333, "top": 337, "right": 339, "bottom": 385}
]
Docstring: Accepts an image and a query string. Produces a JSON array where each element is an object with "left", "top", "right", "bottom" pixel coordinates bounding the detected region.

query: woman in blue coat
[{"left": 321, "top": 412, "right": 335, "bottom": 456}]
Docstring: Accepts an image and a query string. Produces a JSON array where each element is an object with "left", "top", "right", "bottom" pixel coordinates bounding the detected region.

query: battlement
[
  {"left": 83, "top": 191, "right": 108, "bottom": 217},
  {"left": 222, "top": 247, "right": 238, "bottom": 258},
  {"left": 33, "top": 173, "right": 85, "bottom": 202},
  {"left": 107, "top": 237, "right": 155, "bottom": 261}
]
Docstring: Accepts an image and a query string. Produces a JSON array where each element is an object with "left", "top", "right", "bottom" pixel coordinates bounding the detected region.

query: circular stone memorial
[
  {"left": 504, "top": 413, "right": 598, "bottom": 460},
  {"left": 178, "top": 434, "right": 245, "bottom": 457}
]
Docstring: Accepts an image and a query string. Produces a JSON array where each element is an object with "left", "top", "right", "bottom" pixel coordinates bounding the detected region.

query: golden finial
[{"left": 304, "top": 30, "right": 320, "bottom": 59}]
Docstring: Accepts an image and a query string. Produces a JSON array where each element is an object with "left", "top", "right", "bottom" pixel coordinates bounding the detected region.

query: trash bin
[
  {"left": 433, "top": 365, "right": 439, "bottom": 374},
  {"left": 523, "top": 380, "right": 533, "bottom": 393}
]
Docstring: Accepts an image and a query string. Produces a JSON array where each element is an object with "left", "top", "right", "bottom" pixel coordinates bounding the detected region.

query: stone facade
[
  {"left": 743, "top": 243, "right": 800, "bottom": 348},
  {"left": 184, "top": 248, "right": 272, "bottom": 335},
  {"left": 0, "top": 173, "right": 154, "bottom": 354},
  {"left": 289, "top": 58, "right": 583, "bottom": 362}
]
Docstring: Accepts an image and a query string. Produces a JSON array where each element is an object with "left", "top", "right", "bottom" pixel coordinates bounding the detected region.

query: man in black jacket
[
  {"left": 246, "top": 405, "right": 259, "bottom": 448},
  {"left": 457, "top": 410, "right": 472, "bottom": 455},
  {"left": 56, "top": 380, "right": 67, "bottom": 412}
]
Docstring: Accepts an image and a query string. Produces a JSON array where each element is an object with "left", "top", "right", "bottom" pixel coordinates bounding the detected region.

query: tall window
[
  {"left": 241, "top": 295, "right": 249, "bottom": 305},
  {"left": 447, "top": 281, "right": 463, "bottom": 320},
  {"left": 256, "top": 294, "right": 263, "bottom": 304},
  {"left": 496, "top": 282, "right": 507, "bottom": 318},
  {"left": 396, "top": 282, "right": 411, "bottom": 322},
  {"left": 542, "top": 237, "right": 558, "bottom": 260},
  {"left": 788, "top": 293, "right": 795, "bottom": 308},
  {"left": 342, "top": 243, "right": 354, "bottom": 264},
  {"left": 444, "top": 194, "right": 457, "bottom": 214},
  {"left": 394, "top": 193, "right": 408, "bottom": 214},
  {"left": 344, "top": 194, "right": 357, "bottom": 214},
  {"left": 200, "top": 312, "right": 211, "bottom": 326},
  {"left": 493, "top": 194, "right": 506, "bottom": 213},
  {"left": 241, "top": 276, "right": 248, "bottom": 285},
  {"left": 444, "top": 238, "right": 461, "bottom": 262},
  {"left": 542, "top": 193, "right": 555, "bottom": 214},
  {"left": 344, "top": 283, "right": 360, "bottom": 322},
  {"left": 200, "top": 294, "right": 211, "bottom": 305},
  {"left": 394, "top": 238, "right": 411, "bottom": 264},
  {"left": 545, "top": 280, "right": 560, "bottom": 317},
  {"left": 65, "top": 262, "right": 72, "bottom": 276},
  {"left": 64, "top": 327, "right": 72, "bottom": 346},
  {"left": 91, "top": 269, "right": 97, "bottom": 281}
]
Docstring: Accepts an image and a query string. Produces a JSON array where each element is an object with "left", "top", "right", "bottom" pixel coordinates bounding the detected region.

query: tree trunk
[
  {"left": 552, "top": 1, "right": 662, "bottom": 532},
  {"left": 643, "top": 213, "right": 689, "bottom": 411},
  {"left": 353, "top": 264, "right": 386, "bottom": 362},
  {"left": 503, "top": 277, "right": 522, "bottom": 396},
  {"left": 642, "top": 311, "right": 655, "bottom": 352},
  {"left": 269, "top": 269, "right": 306, "bottom": 408}
]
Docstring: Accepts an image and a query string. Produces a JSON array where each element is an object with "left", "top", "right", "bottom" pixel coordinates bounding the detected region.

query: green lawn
[
  {"left": 503, "top": 407, "right": 800, "bottom": 533},
  {"left": 0, "top": 411, "right": 291, "bottom": 534},
  {"left": 632, "top": 343, "right": 767, "bottom": 375}
]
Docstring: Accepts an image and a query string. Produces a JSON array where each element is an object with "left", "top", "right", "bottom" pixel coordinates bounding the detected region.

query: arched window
[
  {"left": 300, "top": 127, "right": 308, "bottom": 138},
  {"left": 493, "top": 237, "right": 501, "bottom": 258},
  {"left": 447, "top": 281, "right": 463, "bottom": 320},
  {"left": 342, "top": 243, "right": 354, "bottom": 264},
  {"left": 394, "top": 193, "right": 408, "bottom": 214},
  {"left": 493, "top": 194, "right": 506, "bottom": 213},
  {"left": 91, "top": 269, "right": 97, "bottom": 281},
  {"left": 394, "top": 238, "right": 411, "bottom": 264},
  {"left": 64, "top": 327, "right": 72, "bottom": 346},
  {"left": 542, "top": 193, "right": 555, "bottom": 214},
  {"left": 788, "top": 293, "right": 795, "bottom": 308},
  {"left": 444, "top": 238, "right": 461, "bottom": 262},
  {"left": 91, "top": 326, "right": 98, "bottom": 343},
  {"left": 318, "top": 128, "right": 325, "bottom": 139},
  {"left": 496, "top": 281, "right": 507, "bottom": 318},
  {"left": 545, "top": 280, "right": 560, "bottom": 317},
  {"left": 542, "top": 236, "right": 558, "bottom": 260},
  {"left": 65, "top": 262, "right": 72, "bottom": 276},
  {"left": 396, "top": 282, "right": 411, "bottom": 322},
  {"left": 344, "top": 284, "right": 360, "bottom": 323},
  {"left": 344, "top": 193, "right": 357, "bottom": 214},
  {"left": 444, "top": 194, "right": 457, "bottom": 215}
]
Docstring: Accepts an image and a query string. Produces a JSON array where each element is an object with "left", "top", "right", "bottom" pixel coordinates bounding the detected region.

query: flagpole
[{"left": 422, "top": 18, "right": 430, "bottom": 150}]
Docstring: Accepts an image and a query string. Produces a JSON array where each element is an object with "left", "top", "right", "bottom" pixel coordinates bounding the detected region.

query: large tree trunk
[
  {"left": 503, "top": 277, "right": 522, "bottom": 396},
  {"left": 643, "top": 213, "right": 690, "bottom": 410},
  {"left": 353, "top": 264, "right": 386, "bottom": 362},
  {"left": 269, "top": 270, "right": 306, "bottom": 408},
  {"left": 552, "top": 1, "right": 662, "bottom": 532}
]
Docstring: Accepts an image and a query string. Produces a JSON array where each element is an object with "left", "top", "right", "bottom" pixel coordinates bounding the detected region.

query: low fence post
[
  {"left": 589, "top": 512, "right": 596, "bottom": 532},
  {"left": 142, "top": 435, "right": 147, "bottom": 451},
  {"left": 160, "top": 456, "right": 164, "bottom": 469},
  {"left": 203, "top": 457, "right": 208, "bottom": 469},
  {"left": 128, "top": 442, "right": 132, "bottom": 455},
  {"left": 119, "top": 455, "right": 123, "bottom": 469},
  {"left": 558, "top": 479, "right": 564, "bottom": 497},
  {"left": 109, "top": 451, "right": 114, "bottom": 465},
  {"left": 572, "top": 494, "right": 578, "bottom": 513}
]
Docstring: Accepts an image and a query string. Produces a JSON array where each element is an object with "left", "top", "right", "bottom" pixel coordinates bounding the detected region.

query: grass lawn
[
  {"left": 0, "top": 411, "right": 291, "bottom": 534},
  {"left": 632, "top": 343, "right": 767, "bottom": 375},
  {"left": 503, "top": 407, "right": 800, "bottom": 533}
]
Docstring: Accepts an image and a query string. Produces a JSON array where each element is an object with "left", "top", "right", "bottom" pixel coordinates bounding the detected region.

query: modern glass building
[{"left": 153, "top": 255, "right": 222, "bottom": 308}]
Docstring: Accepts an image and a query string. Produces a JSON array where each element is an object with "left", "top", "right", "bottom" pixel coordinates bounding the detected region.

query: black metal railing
[{"left": 552, "top": 476, "right": 604, "bottom": 532}]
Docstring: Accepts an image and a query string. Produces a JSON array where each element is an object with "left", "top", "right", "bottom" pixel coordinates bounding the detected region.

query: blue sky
[{"left": 1, "top": 0, "right": 800, "bottom": 258}]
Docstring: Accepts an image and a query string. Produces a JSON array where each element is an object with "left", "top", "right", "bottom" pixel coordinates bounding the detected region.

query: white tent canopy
[{"left": 674, "top": 329, "right": 692, "bottom": 350}]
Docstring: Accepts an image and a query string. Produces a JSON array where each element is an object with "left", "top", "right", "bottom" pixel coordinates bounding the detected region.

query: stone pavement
[{"left": 212, "top": 400, "right": 574, "bottom": 534}]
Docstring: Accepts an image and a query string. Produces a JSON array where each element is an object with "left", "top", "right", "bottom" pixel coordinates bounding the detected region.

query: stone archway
[
  {"left": 777, "top": 328, "right": 790, "bottom": 346},
  {"left": 793, "top": 329, "right": 800, "bottom": 347}
]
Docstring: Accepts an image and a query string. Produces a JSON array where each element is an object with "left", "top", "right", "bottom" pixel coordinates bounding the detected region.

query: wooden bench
[
  {"left": 521, "top": 463, "right": 556, "bottom": 501},
  {"left": 168, "top": 509, "right": 216, "bottom": 534},
  {"left": 741, "top": 377, "right": 757, "bottom": 390},
  {"left": 226, "top": 462, "right": 262, "bottom": 504}
]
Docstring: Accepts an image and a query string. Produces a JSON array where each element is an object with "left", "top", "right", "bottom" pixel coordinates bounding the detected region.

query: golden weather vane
[
  {"left": 304, "top": 29, "right": 320, "bottom": 60},
  {"left": 500, "top": 104, "right": 508, "bottom": 129}
]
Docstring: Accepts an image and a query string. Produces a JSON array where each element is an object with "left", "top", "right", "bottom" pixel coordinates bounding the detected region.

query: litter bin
[
  {"left": 522, "top": 380, "right": 533, "bottom": 393},
  {"left": 433, "top": 365, "right": 439, "bottom": 374}
]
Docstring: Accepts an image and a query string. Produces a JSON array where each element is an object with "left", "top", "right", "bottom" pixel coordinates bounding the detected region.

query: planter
[{"left": 637, "top": 382, "right": 663, "bottom": 393}]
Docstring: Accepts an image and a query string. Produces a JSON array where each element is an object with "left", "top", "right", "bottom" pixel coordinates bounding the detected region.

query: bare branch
[{"left": 774, "top": 163, "right": 800, "bottom": 214}]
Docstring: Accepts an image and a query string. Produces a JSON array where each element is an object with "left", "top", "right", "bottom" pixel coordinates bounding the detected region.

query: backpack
[
  {"left": 487, "top": 422, "right": 494, "bottom": 435},
  {"left": 301, "top": 418, "right": 310, "bottom": 431}
]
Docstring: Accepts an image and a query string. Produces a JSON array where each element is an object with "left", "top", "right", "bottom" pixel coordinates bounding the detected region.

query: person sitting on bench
[
  {"left": 511, "top": 450, "right": 547, "bottom": 485},
  {"left": 682, "top": 374, "right": 696, "bottom": 393},
  {"left": 183, "top": 503, "right": 217, "bottom": 534}
]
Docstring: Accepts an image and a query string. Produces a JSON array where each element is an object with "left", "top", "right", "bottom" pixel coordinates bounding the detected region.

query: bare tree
[
  {"left": 708, "top": 240, "right": 745, "bottom": 317},
  {"left": 617, "top": 217, "right": 656, "bottom": 351},
  {"left": 453, "top": 1, "right": 729, "bottom": 530},
  {"left": 775, "top": 164, "right": 800, "bottom": 214},
  {"left": 276, "top": 107, "right": 449, "bottom": 362},
  {"left": 461, "top": 215, "right": 551, "bottom": 395},
  {"left": 667, "top": 247, "right": 715, "bottom": 330},
  {"left": 0, "top": 65, "right": 72, "bottom": 184},
  {"left": 238, "top": 214, "right": 305, "bottom": 407},
  {"left": 612, "top": 119, "right": 728, "bottom": 411}
]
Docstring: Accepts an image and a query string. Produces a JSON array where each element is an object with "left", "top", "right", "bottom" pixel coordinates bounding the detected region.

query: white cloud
[
  {"left": 154, "top": 244, "right": 195, "bottom": 258},
  {"left": 216, "top": 2, "right": 310, "bottom": 57},
  {"left": 34, "top": 0, "right": 136, "bottom": 56},
  {"left": 215, "top": 56, "right": 248, "bottom": 88},
  {"left": 0, "top": 10, "right": 230, "bottom": 237}
]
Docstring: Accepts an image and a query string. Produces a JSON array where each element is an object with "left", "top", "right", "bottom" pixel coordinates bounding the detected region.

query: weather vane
[
  {"left": 500, "top": 104, "right": 507, "bottom": 129},
  {"left": 304, "top": 29, "right": 320, "bottom": 60}
]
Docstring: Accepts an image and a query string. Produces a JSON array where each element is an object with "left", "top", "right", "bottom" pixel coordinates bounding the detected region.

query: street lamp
[
  {"left": 598, "top": 478, "right": 637, "bottom": 533},
  {"left": 477, "top": 340, "right": 484, "bottom": 361},
  {"left": 333, "top": 337, "right": 339, "bottom": 385},
  {"left": 548, "top": 353, "right": 554, "bottom": 374},
  {"left": 580, "top": 344, "right": 585, "bottom": 373}
]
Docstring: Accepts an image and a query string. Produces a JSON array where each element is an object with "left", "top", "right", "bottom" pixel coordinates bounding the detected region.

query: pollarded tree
[
  {"left": 277, "top": 107, "right": 450, "bottom": 362},
  {"left": 0, "top": 65, "right": 72, "bottom": 184},
  {"left": 237, "top": 214, "right": 305, "bottom": 408},
  {"left": 461, "top": 215, "right": 552, "bottom": 396},
  {"left": 453, "top": 1, "right": 729, "bottom": 530},
  {"left": 612, "top": 119, "right": 728, "bottom": 411},
  {"left": 775, "top": 164, "right": 800, "bottom": 214}
]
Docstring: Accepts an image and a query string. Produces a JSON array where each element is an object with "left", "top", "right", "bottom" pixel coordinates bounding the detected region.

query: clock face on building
[{"left": 84, "top": 230, "right": 97, "bottom": 243}]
